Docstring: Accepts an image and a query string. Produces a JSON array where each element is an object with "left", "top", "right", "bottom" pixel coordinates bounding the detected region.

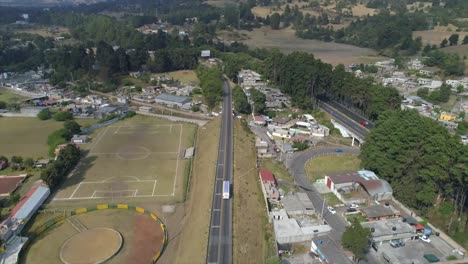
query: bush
[
  {"left": 53, "top": 111, "right": 73, "bottom": 121},
  {"left": 191, "top": 105, "right": 200, "bottom": 112},
  {"left": 37, "top": 109, "right": 51, "bottom": 120}
]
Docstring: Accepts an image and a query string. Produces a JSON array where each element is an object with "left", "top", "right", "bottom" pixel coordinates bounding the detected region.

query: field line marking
[
  {"left": 86, "top": 151, "right": 178, "bottom": 155},
  {"left": 151, "top": 180, "right": 158, "bottom": 196},
  {"left": 69, "top": 183, "right": 82, "bottom": 199},
  {"left": 91, "top": 190, "right": 96, "bottom": 198},
  {"left": 114, "top": 125, "right": 121, "bottom": 134},
  {"left": 79, "top": 180, "right": 155, "bottom": 184},
  {"left": 89, "top": 126, "right": 110, "bottom": 153},
  {"left": 53, "top": 193, "right": 175, "bottom": 201},
  {"left": 172, "top": 124, "right": 183, "bottom": 195}
]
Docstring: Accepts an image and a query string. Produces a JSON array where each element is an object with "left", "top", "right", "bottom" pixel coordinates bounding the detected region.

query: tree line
[
  {"left": 196, "top": 66, "right": 224, "bottom": 110},
  {"left": 40, "top": 144, "right": 80, "bottom": 189}
]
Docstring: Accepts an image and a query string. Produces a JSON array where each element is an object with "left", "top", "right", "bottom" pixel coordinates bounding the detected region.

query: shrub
[{"left": 53, "top": 111, "right": 73, "bottom": 121}]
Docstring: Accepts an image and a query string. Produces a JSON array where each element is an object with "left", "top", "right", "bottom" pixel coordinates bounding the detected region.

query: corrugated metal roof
[
  {"left": 13, "top": 186, "right": 49, "bottom": 220},
  {"left": 156, "top": 93, "right": 191, "bottom": 104}
]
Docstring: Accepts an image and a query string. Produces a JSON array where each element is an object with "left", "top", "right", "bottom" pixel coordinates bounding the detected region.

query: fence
[
  {"left": 79, "top": 114, "right": 125, "bottom": 135},
  {"left": 19, "top": 204, "right": 168, "bottom": 264}
]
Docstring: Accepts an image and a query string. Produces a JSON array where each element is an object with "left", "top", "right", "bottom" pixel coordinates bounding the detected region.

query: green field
[
  {"left": 0, "top": 89, "right": 27, "bottom": 103},
  {"left": 52, "top": 115, "right": 196, "bottom": 203},
  {"left": 305, "top": 154, "right": 361, "bottom": 182},
  {"left": 0, "top": 117, "right": 96, "bottom": 158}
]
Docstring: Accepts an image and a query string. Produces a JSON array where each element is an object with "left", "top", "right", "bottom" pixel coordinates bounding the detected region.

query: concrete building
[
  {"left": 155, "top": 93, "right": 192, "bottom": 109},
  {"left": 138, "top": 106, "right": 153, "bottom": 113},
  {"left": 439, "top": 112, "right": 457, "bottom": 121},
  {"left": 238, "top": 70, "right": 263, "bottom": 88},
  {"left": 200, "top": 50, "right": 211, "bottom": 58},
  {"left": 362, "top": 218, "right": 418, "bottom": 246},
  {"left": 324, "top": 170, "right": 393, "bottom": 202},
  {"left": 256, "top": 138, "right": 268, "bottom": 155},
  {"left": 281, "top": 192, "right": 315, "bottom": 216}
]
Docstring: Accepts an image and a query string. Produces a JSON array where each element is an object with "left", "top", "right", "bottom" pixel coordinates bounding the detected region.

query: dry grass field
[
  {"left": 238, "top": 27, "right": 384, "bottom": 66},
  {"left": 153, "top": 70, "right": 199, "bottom": 86},
  {"left": 21, "top": 209, "right": 164, "bottom": 264},
  {"left": 51, "top": 115, "right": 196, "bottom": 204},
  {"left": 351, "top": 4, "right": 377, "bottom": 16},
  {"left": 15, "top": 26, "right": 70, "bottom": 38},
  {"left": 0, "top": 117, "right": 96, "bottom": 158},
  {"left": 413, "top": 24, "right": 468, "bottom": 45},
  {"left": 233, "top": 120, "right": 274, "bottom": 263},
  {"left": 172, "top": 118, "right": 220, "bottom": 263}
]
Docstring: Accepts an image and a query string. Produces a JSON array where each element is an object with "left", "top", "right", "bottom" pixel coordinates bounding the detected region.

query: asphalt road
[
  {"left": 318, "top": 101, "right": 370, "bottom": 140},
  {"left": 206, "top": 79, "right": 233, "bottom": 264},
  {"left": 287, "top": 147, "right": 361, "bottom": 264}
]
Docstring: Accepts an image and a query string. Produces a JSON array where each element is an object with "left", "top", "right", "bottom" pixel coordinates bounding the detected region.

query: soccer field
[{"left": 53, "top": 116, "right": 196, "bottom": 202}]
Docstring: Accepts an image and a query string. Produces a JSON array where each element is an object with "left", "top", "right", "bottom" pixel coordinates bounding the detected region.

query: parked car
[
  {"left": 335, "top": 149, "right": 344, "bottom": 153},
  {"left": 390, "top": 240, "right": 405, "bottom": 248},
  {"left": 327, "top": 206, "right": 336, "bottom": 214},
  {"left": 346, "top": 208, "right": 357, "bottom": 213},
  {"left": 420, "top": 235, "right": 431, "bottom": 243},
  {"left": 349, "top": 203, "right": 359, "bottom": 209}
]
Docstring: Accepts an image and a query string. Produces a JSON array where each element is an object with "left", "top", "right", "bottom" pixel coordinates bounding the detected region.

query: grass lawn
[
  {"left": 0, "top": 117, "right": 96, "bottom": 158},
  {"left": 346, "top": 213, "right": 368, "bottom": 223},
  {"left": 439, "top": 95, "right": 458, "bottom": 111},
  {"left": 153, "top": 70, "right": 199, "bottom": 86},
  {"left": 305, "top": 154, "right": 361, "bottom": 182},
  {"left": 0, "top": 89, "right": 27, "bottom": 103},
  {"left": 323, "top": 193, "right": 341, "bottom": 207}
]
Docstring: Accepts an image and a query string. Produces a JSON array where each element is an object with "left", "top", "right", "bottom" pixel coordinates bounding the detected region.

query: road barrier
[{"left": 20, "top": 204, "right": 168, "bottom": 264}]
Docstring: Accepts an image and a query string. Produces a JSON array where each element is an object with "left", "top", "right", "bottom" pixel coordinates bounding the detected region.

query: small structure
[
  {"left": 138, "top": 106, "right": 153, "bottom": 113},
  {"left": 71, "top": 135, "right": 89, "bottom": 144},
  {"left": 94, "top": 105, "right": 125, "bottom": 119},
  {"left": 360, "top": 204, "right": 400, "bottom": 221},
  {"left": 117, "top": 96, "right": 128, "bottom": 104},
  {"left": 439, "top": 112, "right": 457, "bottom": 122},
  {"left": 34, "top": 159, "right": 50, "bottom": 168},
  {"left": 259, "top": 169, "right": 279, "bottom": 206},
  {"left": 0, "top": 174, "right": 27, "bottom": 197},
  {"left": 256, "top": 138, "right": 268, "bottom": 155},
  {"left": 184, "top": 147, "right": 195, "bottom": 159},
  {"left": 253, "top": 116, "right": 266, "bottom": 126},
  {"left": 155, "top": 93, "right": 192, "bottom": 109},
  {"left": 200, "top": 50, "right": 211, "bottom": 58},
  {"left": 259, "top": 169, "right": 276, "bottom": 185},
  {"left": 238, "top": 70, "right": 263, "bottom": 88}
]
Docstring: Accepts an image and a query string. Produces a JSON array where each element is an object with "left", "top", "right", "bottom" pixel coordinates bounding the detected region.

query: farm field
[
  {"left": 305, "top": 154, "right": 361, "bottom": 182},
  {"left": 0, "top": 117, "right": 96, "bottom": 158},
  {"left": 237, "top": 27, "right": 384, "bottom": 66},
  {"left": 51, "top": 115, "right": 197, "bottom": 204},
  {"left": 21, "top": 209, "right": 164, "bottom": 264}
]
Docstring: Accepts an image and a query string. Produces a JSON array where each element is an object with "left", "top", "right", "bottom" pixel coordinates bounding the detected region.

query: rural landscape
[{"left": 0, "top": 0, "right": 467, "bottom": 264}]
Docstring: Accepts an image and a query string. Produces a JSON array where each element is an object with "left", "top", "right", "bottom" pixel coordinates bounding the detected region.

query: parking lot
[{"left": 370, "top": 235, "right": 462, "bottom": 263}]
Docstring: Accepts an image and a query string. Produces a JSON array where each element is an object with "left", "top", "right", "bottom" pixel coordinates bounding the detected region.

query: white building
[{"left": 238, "top": 70, "right": 263, "bottom": 88}]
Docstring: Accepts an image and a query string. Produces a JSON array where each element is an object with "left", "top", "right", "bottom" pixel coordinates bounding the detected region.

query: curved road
[{"left": 287, "top": 147, "right": 360, "bottom": 263}]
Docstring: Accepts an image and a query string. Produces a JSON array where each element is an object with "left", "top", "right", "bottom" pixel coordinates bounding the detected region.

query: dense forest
[
  {"left": 360, "top": 110, "right": 468, "bottom": 228},
  {"left": 262, "top": 51, "right": 401, "bottom": 120}
]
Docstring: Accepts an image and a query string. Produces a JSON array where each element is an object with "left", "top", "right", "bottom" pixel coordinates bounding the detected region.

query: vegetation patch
[{"left": 305, "top": 154, "right": 361, "bottom": 182}]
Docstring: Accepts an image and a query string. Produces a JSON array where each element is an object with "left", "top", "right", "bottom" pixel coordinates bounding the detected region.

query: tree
[
  {"left": 232, "top": 86, "right": 251, "bottom": 114},
  {"left": 53, "top": 111, "right": 73, "bottom": 121},
  {"left": 342, "top": 219, "right": 371, "bottom": 262},
  {"left": 463, "top": 35, "right": 468, "bottom": 45},
  {"left": 440, "top": 38, "right": 448, "bottom": 48},
  {"left": 37, "top": 108, "right": 51, "bottom": 120},
  {"left": 270, "top": 13, "right": 281, "bottom": 30},
  {"left": 23, "top": 158, "right": 34, "bottom": 169},
  {"left": 11, "top": 156, "right": 23, "bottom": 164},
  {"left": 417, "top": 87, "right": 429, "bottom": 98},
  {"left": 449, "top": 34, "right": 459, "bottom": 46},
  {"left": 250, "top": 88, "right": 266, "bottom": 114},
  {"left": 265, "top": 256, "right": 282, "bottom": 264},
  {"left": 64, "top": 120, "right": 81, "bottom": 135}
]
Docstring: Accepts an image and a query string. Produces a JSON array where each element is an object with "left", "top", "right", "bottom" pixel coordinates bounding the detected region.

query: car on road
[
  {"left": 420, "top": 235, "right": 431, "bottom": 243},
  {"left": 335, "top": 149, "right": 344, "bottom": 152},
  {"left": 327, "top": 206, "right": 336, "bottom": 214},
  {"left": 349, "top": 203, "right": 359, "bottom": 209},
  {"left": 360, "top": 121, "right": 369, "bottom": 127}
]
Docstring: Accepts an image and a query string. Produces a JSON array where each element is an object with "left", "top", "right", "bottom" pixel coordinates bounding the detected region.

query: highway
[
  {"left": 206, "top": 79, "right": 233, "bottom": 264},
  {"left": 318, "top": 100, "right": 371, "bottom": 140}
]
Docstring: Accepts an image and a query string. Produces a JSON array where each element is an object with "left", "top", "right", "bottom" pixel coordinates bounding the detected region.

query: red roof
[
  {"left": 254, "top": 116, "right": 265, "bottom": 122},
  {"left": 259, "top": 169, "right": 276, "bottom": 184},
  {"left": 0, "top": 175, "right": 26, "bottom": 195},
  {"left": 414, "top": 223, "right": 425, "bottom": 230},
  {"left": 9, "top": 185, "right": 39, "bottom": 218}
]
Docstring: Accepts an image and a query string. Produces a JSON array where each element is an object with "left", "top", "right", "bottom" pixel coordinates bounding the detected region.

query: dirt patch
[
  {"left": 128, "top": 213, "right": 164, "bottom": 263},
  {"left": 413, "top": 30, "right": 468, "bottom": 45},
  {"left": 238, "top": 27, "right": 384, "bottom": 66},
  {"left": 351, "top": 4, "right": 377, "bottom": 16}
]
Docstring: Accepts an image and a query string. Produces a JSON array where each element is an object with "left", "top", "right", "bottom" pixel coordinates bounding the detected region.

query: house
[
  {"left": 256, "top": 138, "right": 268, "bottom": 155},
  {"left": 281, "top": 192, "right": 315, "bottom": 216},
  {"left": 439, "top": 112, "right": 457, "bottom": 121},
  {"left": 417, "top": 78, "right": 431, "bottom": 86},
  {"left": 259, "top": 169, "right": 276, "bottom": 186},
  {"left": 238, "top": 70, "right": 263, "bottom": 88},
  {"left": 71, "top": 135, "right": 89, "bottom": 144},
  {"left": 253, "top": 115, "right": 266, "bottom": 126},
  {"left": 184, "top": 147, "right": 195, "bottom": 159},
  {"left": 272, "top": 117, "right": 291, "bottom": 125},
  {"left": 419, "top": 69, "right": 433, "bottom": 76},
  {"left": 360, "top": 204, "right": 400, "bottom": 221},
  {"left": 408, "top": 58, "right": 424, "bottom": 70},
  {"left": 117, "top": 96, "right": 128, "bottom": 104},
  {"left": 362, "top": 218, "right": 418, "bottom": 247},
  {"left": 0, "top": 174, "right": 27, "bottom": 197},
  {"left": 34, "top": 159, "right": 50, "bottom": 168},
  {"left": 142, "top": 86, "right": 158, "bottom": 94},
  {"left": 154, "top": 93, "right": 192, "bottom": 109},
  {"left": 324, "top": 170, "right": 393, "bottom": 202}
]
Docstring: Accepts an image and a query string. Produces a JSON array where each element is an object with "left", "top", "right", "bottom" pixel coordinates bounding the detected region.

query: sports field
[{"left": 52, "top": 116, "right": 196, "bottom": 203}]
